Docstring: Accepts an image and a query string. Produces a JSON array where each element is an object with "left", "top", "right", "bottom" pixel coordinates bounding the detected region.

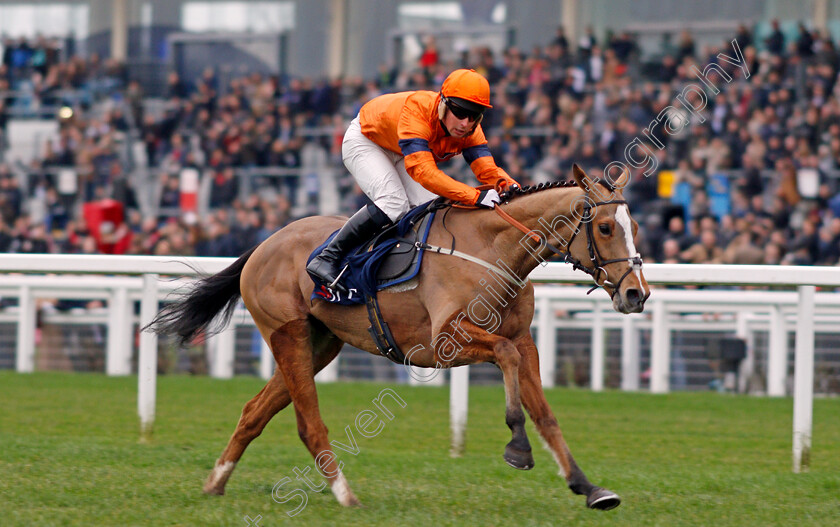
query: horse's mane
[{"left": 505, "top": 177, "right": 615, "bottom": 200}]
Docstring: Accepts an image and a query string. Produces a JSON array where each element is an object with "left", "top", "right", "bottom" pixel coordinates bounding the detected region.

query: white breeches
[{"left": 342, "top": 116, "right": 437, "bottom": 222}]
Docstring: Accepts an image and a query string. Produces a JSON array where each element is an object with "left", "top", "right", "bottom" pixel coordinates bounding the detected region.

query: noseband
[{"left": 494, "top": 195, "right": 643, "bottom": 298}]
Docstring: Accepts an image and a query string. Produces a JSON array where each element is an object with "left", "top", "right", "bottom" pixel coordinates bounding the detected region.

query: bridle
[{"left": 493, "top": 185, "right": 644, "bottom": 298}]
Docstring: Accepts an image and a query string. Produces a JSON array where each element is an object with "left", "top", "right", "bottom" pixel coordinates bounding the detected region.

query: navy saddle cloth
[{"left": 308, "top": 202, "right": 437, "bottom": 305}]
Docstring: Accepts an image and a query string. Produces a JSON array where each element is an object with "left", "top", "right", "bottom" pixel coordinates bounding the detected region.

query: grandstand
[{"left": 1, "top": 0, "right": 840, "bottom": 390}]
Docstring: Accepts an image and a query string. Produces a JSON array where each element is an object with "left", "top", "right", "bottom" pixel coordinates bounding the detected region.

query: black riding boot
[{"left": 306, "top": 203, "right": 393, "bottom": 293}]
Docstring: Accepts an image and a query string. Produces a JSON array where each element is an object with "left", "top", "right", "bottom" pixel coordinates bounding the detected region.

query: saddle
[
  {"left": 308, "top": 200, "right": 438, "bottom": 306},
  {"left": 308, "top": 201, "right": 442, "bottom": 365}
]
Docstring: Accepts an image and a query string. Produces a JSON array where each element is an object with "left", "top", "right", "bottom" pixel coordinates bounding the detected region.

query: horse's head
[{"left": 567, "top": 164, "right": 650, "bottom": 313}]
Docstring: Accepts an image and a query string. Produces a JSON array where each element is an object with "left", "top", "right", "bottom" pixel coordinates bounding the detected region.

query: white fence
[
  {"left": 531, "top": 286, "right": 840, "bottom": 395},
  {"left": 1, "top": 254, "right": 838, "bottom": 471}
]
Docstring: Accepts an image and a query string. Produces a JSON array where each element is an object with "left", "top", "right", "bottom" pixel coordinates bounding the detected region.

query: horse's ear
[
  {"left": 572, "top": 164, "right": 589, "bottom": 188},
  {"left": 614, "top": 167, "right": 631, "bottom": 190}
]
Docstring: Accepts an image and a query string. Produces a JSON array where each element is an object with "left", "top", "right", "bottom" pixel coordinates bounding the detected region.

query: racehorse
[{"left": 148, "top": 164, "right": 649, "bottom": 511}]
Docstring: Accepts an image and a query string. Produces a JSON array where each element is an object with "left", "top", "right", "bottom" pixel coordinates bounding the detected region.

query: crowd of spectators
[{"left": 2, "top": 21, "right": 840, "bottom": 271}]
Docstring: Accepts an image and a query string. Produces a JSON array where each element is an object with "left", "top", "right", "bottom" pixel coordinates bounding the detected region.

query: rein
[{"left": 450, "top": 182, "right": 644, "bottom": 297}]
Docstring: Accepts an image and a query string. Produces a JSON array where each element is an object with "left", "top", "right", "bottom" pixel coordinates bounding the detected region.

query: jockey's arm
[
  {"left": 461, "top": 126, "right": 519, "bottom": 189},
  {"left": 463, "top": 143, "right": 519, "bottom": 189},
  {"left": 401, "top": 143, "right": 482, "bottom": 204},
  {"left": 396, "top": 98, "right": 517, "bottom": 205}
]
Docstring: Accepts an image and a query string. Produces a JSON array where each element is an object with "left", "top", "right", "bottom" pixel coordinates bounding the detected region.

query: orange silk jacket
[{"left": 358, "top": 90, "right": 516, "bottom": 204}]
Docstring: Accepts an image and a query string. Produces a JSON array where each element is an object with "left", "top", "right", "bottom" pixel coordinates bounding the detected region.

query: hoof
[
  {"left": 204, "top": 461, "right": 234, "bottom": 495},
  {"left": 503, "top": 443, "right": 535, "bottom": 470},
  {"left": 586, "top": 487, "right": 621, "bottom": 510},
  {"left": 203, "top": 485, "right": 225, "bottom": 496}
]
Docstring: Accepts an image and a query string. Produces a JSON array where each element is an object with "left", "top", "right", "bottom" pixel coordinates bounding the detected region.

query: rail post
[
  {"left": 767, "top": 305, "right": 787, "bottom": 396},
  {"left": 208, "top": 325, "right": 235, "bottom": 379},
  {"left": 15, "top": 285, "right": 35, "bottom": 373},
  {"left": 650, "top": 297, "right": 670, "bottom": 393},
  {"left": 138, "top": 273, "right": 159, "bottom": 441},
  {"left": 793, "top": 285, "right": 815, "bottom": 473},
  {"left": 450, "top": 365, "right": 469, "bottom": 457},
  {"left": 621, "top": 314, "right": 640, "bottom": 391},
  {"left": 537, "top": 295, "right": 555, "bottom": 387},
  {"left": 590, "top": 302, "right": 605, "bottom": 391},
  {"left": 736, "top": 311, "right": 753, "bottom": 393},
  {"left": 106, "top": 286, "right": 132, "bottom": 376}
]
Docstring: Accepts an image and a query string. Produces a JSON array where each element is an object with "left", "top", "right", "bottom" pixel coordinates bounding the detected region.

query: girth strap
[{"left": 365, "top": 292, "right": 415, "bottom": 365}]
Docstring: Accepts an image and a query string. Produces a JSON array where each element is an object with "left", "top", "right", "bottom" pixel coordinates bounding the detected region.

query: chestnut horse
[{"left": 148, "top": 164, "right": 649, "bottom": 511}]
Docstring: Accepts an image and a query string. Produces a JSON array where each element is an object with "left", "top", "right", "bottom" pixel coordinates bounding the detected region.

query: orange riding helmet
[{"left": 440, "top": 69, "right": 493, "bottom": 115}]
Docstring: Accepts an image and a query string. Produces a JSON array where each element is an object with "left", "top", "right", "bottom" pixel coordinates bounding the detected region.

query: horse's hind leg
[
  {"left": 204, "top": 327, "right": 343, "bottom": 495},
  {"left": 514, "top": 334, "right": 620, "bottom": 510},
  {"left": 204, "top": 370, "right": 290, "bottom": 495},
  {"left": 271, "top": 319, "right": 361, "bottom": 507}
]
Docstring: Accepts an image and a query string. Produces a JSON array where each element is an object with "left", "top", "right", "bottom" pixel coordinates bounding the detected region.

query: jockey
[{"left": 307, "top": 68, "right": 520, "bottom": 292}]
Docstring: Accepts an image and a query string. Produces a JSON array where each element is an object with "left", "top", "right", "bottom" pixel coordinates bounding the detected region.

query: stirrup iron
[{"left": 328, "top": 264, "right": 349, "bottom": 290}]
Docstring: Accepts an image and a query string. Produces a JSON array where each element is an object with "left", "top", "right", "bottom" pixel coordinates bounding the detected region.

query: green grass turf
[{"left": 1, "top": 371, "right": 838, "bottom": 526}]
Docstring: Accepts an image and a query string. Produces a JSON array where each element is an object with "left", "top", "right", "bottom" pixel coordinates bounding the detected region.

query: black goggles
[{"left": 444, "top": 98, "right": 484, "bottom": 122}]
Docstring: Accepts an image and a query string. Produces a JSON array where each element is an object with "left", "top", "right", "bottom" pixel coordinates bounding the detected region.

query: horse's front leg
[
  {"left": 513, "top": 334, "right": 620, "bottom": 510},
  {"left": 451, "top": 320, "right": 534, "bottom": 470}
]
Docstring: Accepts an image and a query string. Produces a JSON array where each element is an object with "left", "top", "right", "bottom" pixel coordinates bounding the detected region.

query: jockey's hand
[
  {"left": 498, "top": 182, "right": 520, "bottom": 201},
  {"left": 476, "top": 189, "right": 501, "bottom": 208},
  {"left": 495, "top": 178, "right": 519, "bottom": 191}
]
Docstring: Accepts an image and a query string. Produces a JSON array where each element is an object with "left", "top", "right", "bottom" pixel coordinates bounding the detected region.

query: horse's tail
[{"left": 145, "top": 245, "right": 259, "bottom": 347}]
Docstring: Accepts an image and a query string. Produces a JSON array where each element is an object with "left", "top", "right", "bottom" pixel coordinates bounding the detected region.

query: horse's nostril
[{"left": 625, "top": 288, "right": 642, "bottom": 304}]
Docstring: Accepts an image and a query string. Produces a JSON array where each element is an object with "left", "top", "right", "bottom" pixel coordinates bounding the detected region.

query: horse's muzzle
[{"left": 614, "top": 287, "right": 647, "bottom": 314}]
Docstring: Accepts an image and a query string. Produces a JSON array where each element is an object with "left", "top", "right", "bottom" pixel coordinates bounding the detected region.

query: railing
[
  {"left": 531, "top": 286, "right": 840, "bottom": 394},
  {"left": 4, "top": 277, "right": 838, "bottom": 392},
  {"left": 0, "top": 254, "right": 837, "bottom": 471}
]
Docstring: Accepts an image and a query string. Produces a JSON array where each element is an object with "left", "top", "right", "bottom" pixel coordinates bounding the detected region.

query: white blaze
[{"left": 614, "top": 205, "right": 645, "bottom": 291}]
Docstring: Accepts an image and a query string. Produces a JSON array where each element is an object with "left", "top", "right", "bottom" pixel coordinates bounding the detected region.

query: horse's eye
[{"left": 599, "top": 224, "right": 611, "bottom": 236}]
